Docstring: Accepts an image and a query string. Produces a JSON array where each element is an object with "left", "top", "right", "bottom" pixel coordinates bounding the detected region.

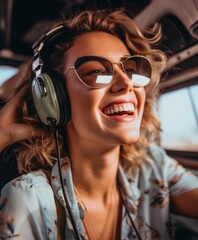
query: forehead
[{"left": 66, "top": 31, "right": 130, "bottom": 64}]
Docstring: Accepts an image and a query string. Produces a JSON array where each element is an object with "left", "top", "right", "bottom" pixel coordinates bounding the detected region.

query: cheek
[
  {"left": 67, "top": 86, "right": 87, "bottom": 120},
  {"left": 66, "top": 81, "right": 103, "bottom": 128},
  {"left": 135, "top": 87, "right": 146, "bottom": 107},
  {"left": 134, "top": 87, "right": 146, "bottom": 120}
]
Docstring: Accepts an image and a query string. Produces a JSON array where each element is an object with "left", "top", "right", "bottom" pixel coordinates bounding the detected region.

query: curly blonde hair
[{"left": 16, "top": 9, "right": 167, "bottom": 174}]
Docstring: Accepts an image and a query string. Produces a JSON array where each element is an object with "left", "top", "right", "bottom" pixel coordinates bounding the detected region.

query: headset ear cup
[
  {"left": 49, "top": 71, "right": 71, "bottom": 126},
  {"left": 31, "top": 71, "right": 70, "bottom": 127}
]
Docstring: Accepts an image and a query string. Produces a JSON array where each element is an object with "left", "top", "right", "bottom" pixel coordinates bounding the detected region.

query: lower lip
[{"left": 104, "top": 113, "right": 136, "bottom": 122}]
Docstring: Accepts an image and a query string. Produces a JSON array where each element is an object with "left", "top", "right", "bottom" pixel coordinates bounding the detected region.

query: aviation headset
[
  {"left": 31, "top": 26, "right": 83, "bottom": 240},
  {"left": 31, "top": 24, "right": 143, "bottom": 240},
  {"left": 31, "top": 25, "right": 71, "bottom": 128}
]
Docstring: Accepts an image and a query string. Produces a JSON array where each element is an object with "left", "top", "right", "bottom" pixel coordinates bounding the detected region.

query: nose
[{"left": 110, "top": 65, "right": 133, "bottom": 93}]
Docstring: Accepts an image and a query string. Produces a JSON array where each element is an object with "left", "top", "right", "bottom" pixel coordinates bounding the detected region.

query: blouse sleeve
[
  {"left": 0, "top": 171, "right": 57, "bottom": 240},
  {"left": 149, "top": 144, "right": 198, "bottom": 197}
]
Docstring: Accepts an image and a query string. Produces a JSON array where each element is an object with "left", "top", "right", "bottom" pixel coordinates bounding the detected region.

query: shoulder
[
  {"left": 140, "top": 144, "right": 198, "bottom": 195},
  {"left": 139, "top": 143, "right": 183, "bottom": 184},
  {"left": 142, "top": 143, "right": 180, "bottom": 174},
  {"left": 0, "top": 170, "right": 55, "bottom": 211},
  {"left": 146, "top": 144, "right": 195, "bottom": 178},
  {"left": 148, "top": 143, "right": 172, "bottom": 165},
  {"left": 0, "top": 170, "right": 56, "bottom": 211},
  {"left": 0, "top": 170, "right": 57, "bottom": 239},
  {"left": 1, "top": 170, "right": 50, "bottom": 196}
]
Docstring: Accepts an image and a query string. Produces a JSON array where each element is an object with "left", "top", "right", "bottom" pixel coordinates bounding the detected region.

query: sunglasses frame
[{"left": 65, "top": 55, "right": 152, "bottom": 89}]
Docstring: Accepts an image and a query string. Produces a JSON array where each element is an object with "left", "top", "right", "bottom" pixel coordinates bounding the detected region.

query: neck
[
  {"left": 66, "top": 126, "right": 120, "bottom": 202},
  {"left": 65, "top": 124, "right": 122, "bottom": 240},
  {"left": 72, "top": 150, "right": 119, "bottom": 201}
]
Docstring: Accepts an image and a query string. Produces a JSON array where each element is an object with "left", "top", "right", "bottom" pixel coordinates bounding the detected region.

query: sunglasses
[{"left": 66, "top": 55, "right": 152, "bottom": 88}]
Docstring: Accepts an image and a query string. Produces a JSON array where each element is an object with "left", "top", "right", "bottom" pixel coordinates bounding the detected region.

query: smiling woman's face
[{"left": 65, "top": 31, "right": 146, "bottom": 146}]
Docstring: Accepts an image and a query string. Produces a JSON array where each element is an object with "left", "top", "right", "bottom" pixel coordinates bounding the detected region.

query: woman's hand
[
  {"left": 0, "top": 84, "right": 38, "bottom": 152},
  {"left": 0, "top": 60, "right": 41, "bottom": 152}
]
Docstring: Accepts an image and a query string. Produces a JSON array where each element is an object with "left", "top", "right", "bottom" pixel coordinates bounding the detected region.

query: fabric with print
[{"left": 0, "top": 144, "right": 198, "bottom": 240}]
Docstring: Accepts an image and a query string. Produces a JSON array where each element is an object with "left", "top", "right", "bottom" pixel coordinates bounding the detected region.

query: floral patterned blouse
[{"left": 0, "top": 144, "right": 198, "bottom": 240}]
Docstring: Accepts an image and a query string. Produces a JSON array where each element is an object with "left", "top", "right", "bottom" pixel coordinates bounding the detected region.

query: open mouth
[{"left": 103, "top": 103, "right": 135, "bottom": 116}]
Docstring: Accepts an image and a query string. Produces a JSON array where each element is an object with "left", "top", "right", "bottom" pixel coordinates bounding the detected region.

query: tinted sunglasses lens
[
  {"left": 124, "top": 56, "right": 152, "bottom": 86},
  {"left": 74, "top": 57, "right": 113, "bottom": 88}
]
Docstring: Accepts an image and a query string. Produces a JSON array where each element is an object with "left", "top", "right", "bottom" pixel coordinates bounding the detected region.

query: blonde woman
[{"left": 0, "top": 9, "right": 198, "bottom": 240}]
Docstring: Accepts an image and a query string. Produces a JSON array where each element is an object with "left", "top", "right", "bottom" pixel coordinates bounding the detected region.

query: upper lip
[{"left": 101, "top": 99, "right": 137, "bottom": 112}]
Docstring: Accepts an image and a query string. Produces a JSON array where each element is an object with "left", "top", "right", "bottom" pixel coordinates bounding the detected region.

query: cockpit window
[
  {"left": 0, "top": 66, "right": 18, "bottom": 85},
  {"left": 159, "top": 84, "right": 198, "bottom": 152}
]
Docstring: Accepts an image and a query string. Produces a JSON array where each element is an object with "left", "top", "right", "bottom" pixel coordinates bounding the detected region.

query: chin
[
  {"left": 124, "top": 136, "right": 140, "bottom": 145},
  {"left": 112, "top": 131, "right": 140, "bottom": 145}
]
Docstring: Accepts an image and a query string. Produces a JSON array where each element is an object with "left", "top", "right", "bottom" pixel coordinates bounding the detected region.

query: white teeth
[
  {"left": 123, "top": 105, "right": 128, "bottom": 111},
  {"left": 115, "top": 107, "right": 119, "bottom": 113},
  {"left": 104, "top": 103, "right": 135, "bottom": 115},
  {"left": 119, "top": 106, "right": 123, "bottom": 112}
]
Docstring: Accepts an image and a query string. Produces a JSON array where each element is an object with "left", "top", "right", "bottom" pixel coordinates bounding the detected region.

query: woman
[{"left": 0, "top": 9, "right": 198, "bottom": 240}]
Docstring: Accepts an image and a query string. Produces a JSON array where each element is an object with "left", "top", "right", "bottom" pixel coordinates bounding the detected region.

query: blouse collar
[{"left": 51, "top": 157, "right": 141, "bottom": 239}]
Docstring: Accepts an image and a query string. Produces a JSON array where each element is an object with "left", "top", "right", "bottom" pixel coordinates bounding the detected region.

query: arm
[
  {"left": 150, "top": 145, "right": 198, "bottom": 219},
  {"left": 0, "top": 172, "right": 57, "bottom": 239},
  {"left": 170, "top": 188, "right": 198, "bottom": 218},
  {"left": 166, "top": 157, "right": 198, "bottom": 218},
  {"left": 0, "top": 84, "right": 32, "bottom": 151},
  {"left": 0, "top": 63, "right": 41, "bottom": 152}
]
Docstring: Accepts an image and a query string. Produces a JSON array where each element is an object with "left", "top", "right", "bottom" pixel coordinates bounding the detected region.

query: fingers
[
  {"left": 0, "top": 59, "right": 32, "bottom": 101},
  {"left": 0, "top": 83, "right": 35, "bottom": 152},
  {"left": 0, "top": 59, "right": 39, "bottom": 152},
  {"left": 9, "top": 82, "right": 29, "bottom": 111},
  {"left": 12, "top": 124, "right": 42, "bottom": 143},
  {"left": 0, "top": 82, "right": 29, "bottom": 120},
  {"left": 0, "top": 124, "right": 42, "bottom": 152}
]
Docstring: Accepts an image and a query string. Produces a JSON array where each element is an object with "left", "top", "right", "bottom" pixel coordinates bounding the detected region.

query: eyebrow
[
  {"left": 105, "top": 55, "right": 132, "bottom": 63},
  {"left": 109, "top": 54, "right": 131, "bottom": 57}
]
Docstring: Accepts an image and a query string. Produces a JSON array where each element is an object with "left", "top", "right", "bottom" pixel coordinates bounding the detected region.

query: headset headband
[{"left": 32, "top": 25, "right": 66, "bottom": 77}]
